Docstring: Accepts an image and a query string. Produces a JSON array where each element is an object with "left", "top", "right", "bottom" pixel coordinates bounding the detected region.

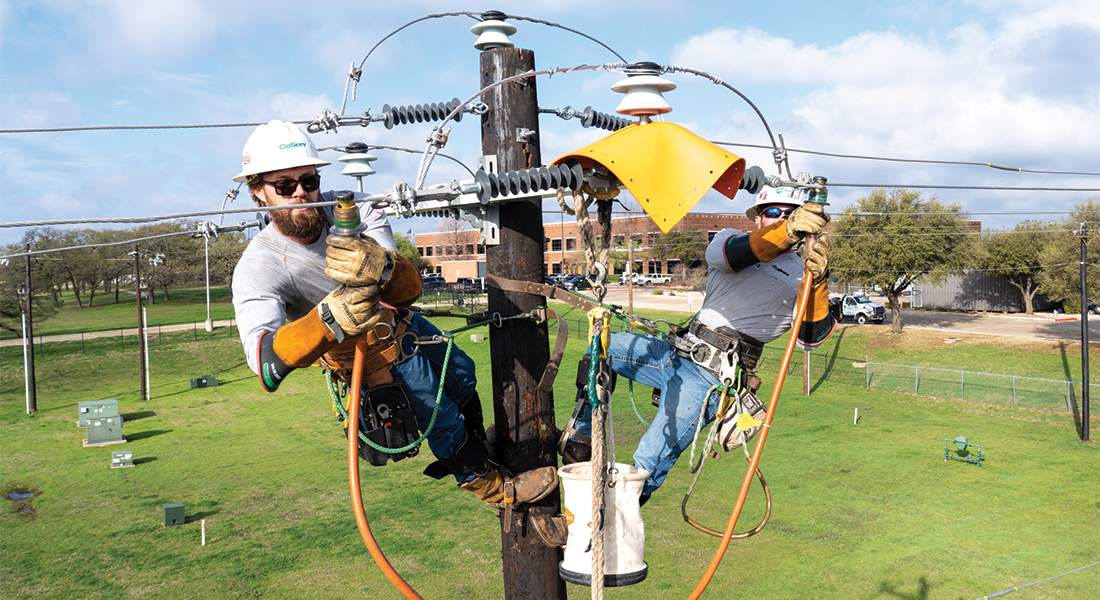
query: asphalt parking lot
[{"left": 589, "top": 285, "right": 1098, "bottom": 343}]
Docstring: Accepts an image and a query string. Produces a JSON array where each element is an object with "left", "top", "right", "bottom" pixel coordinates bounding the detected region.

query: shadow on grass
[
  {"left": 133, "top": 457, "right": 158, "bottom": 465},
  {"left": 878, "top": 576, "right": 931, "bottom": 600},
  {"left": 185, "top": 511, "right": 218, "bottom": 523},
  {"left": 125, "top": 430, "right": 171, "bottom": 442},
  {"left": 875, "top": 576, "right": 928, "bottom": 598},
  {"left": 811, "top": 326, "right": 848, "bottom": 394},
  {"left": 122, "top": 411, "right": 156, "bottom": 421}
]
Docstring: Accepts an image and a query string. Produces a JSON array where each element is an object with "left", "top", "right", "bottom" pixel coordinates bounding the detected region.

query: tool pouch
[
  {"left": 352, "top": 383, "right": 421, "bottom": 466},
  {"left": 715, "top": 388, "right": 767, "bottom": 452}
]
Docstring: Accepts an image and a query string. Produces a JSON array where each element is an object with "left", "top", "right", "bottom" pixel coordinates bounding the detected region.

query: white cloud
[
  {"left": 0, "top": 91, "right": 82, "bottom": 128},
  {"left": 670, "top": 5, "right": 1100, "bottom": 169}
]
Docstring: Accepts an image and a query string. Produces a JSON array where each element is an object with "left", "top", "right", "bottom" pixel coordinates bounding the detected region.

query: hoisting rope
[
  {"left": 586, "top": 307, "right": 613, "bottom": 600},
  {"left": 685, "top": 245, "right": 817, "bottom": 600},
  {"left": 555, "top": 184, "right": 616, "bottom": 302}
]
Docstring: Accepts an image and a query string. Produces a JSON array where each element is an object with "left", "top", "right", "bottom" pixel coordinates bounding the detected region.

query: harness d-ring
[
  {"left": 394, "top": 331, "right": 420, "bottom": 364},
  {"left": 373, "top": 320, "right": 394, "bottom": 341}
]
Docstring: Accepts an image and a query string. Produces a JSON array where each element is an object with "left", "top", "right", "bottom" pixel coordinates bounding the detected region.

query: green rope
[
  {"left": 627, "top": 380, "right": 651, "bottom": 426},
  {"left": 325, "top": 332, "right": 455, "bottom": 454},
  {"left": 587, "top": 333, "right": 601, "bottom": 409},
  {"left": 686, "top": 384, "right": 722, "bottom": 471}
]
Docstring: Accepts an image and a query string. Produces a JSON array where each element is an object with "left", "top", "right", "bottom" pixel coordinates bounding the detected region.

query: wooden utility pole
[
  {"left": 1074, "top": 224, "right": 1092, "bottom": 441},
  {"left": 480, "top": 44, "right": 566, "bottom": 598},
  {"left": 23, "top": 245, "right": 37, "bottom": 413},
  {"left": 132, "top": 245, "right": 147, "bottom": 401}
]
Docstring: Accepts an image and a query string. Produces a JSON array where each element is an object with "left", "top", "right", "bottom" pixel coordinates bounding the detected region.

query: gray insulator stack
[
  {"left": 380, "top": 98, "right": 466, "bottom": 129},
  {"left": 474, "top": 163, "right": 587, "bottom": 205}
]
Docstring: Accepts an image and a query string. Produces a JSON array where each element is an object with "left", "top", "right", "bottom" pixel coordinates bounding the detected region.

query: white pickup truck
[
  {"left": 829, "top": 294, "right": 886, "bottom": 325},
  {"left": 618, "top": 273, "right": 672, "bottom": 285}
]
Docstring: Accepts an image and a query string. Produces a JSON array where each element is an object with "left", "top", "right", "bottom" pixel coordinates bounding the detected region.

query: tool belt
[
  {"left": 668, "top": 319, "right": 764, "bottom": 390},
  {"left": 321, "top": 308, "right": 410, "bottom": 384}
]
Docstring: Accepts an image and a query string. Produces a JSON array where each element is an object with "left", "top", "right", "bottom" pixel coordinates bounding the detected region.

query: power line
[
  {"left": 0, "top": 201, "right": 332, "bottom": 229},
  {"left": 0, "top": 230, "right": 194, "bottom": 260},
  {"left": 713, "top": 141, "right": 1100, "bottom": 176},
  {"left": 0, "top": 121, "right": 311, "bottom": 134},
  {"left": 829, "top": 183, "right": 1099, "bottom": 192}
]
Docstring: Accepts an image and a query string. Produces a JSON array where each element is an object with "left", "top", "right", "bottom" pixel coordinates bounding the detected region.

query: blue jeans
[
  {"left": 390, "top": 313, "right": 478, "bottom": 482},
  {"left": 577, "top": 332, "right": 721, "bottom": 496}
]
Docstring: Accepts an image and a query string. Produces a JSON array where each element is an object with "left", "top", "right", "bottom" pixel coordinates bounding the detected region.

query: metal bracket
[
  {"left": 516, "top": 127, "right": 536, "bottom": 143},
  {"left": 515, "top": 69, "right": 534, "bottom": 88},
  {"left": 458, "top": 204, "right": 500, "bottom": 247}
]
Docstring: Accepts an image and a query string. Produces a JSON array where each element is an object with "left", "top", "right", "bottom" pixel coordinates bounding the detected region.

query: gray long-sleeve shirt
[{"left": 694, "top": 228, "right": 803, "bottom": 344}]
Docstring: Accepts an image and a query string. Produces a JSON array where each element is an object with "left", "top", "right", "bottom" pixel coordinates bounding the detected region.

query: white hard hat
[
  {"left": 745, "top": 186, "right": 809, "bottom": 219},
  {"left": 233, "top": 120, "right": 330, "bottom": 182}
]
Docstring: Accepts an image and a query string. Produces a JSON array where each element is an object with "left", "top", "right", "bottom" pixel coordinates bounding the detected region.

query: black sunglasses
[
  {"left": 760, "top": 206, "right": 795, "bottom": 219},
  {"left": 262, "top": 173, "right": 321, "bottom": 196}
]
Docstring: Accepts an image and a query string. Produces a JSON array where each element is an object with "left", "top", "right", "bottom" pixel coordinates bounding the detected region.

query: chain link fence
[
  {"left": 6, "top": 302, "right": 1094, "bottom": 416},
  {"left": 761, "top": 347, "right": 1097, "bottom": 414}
]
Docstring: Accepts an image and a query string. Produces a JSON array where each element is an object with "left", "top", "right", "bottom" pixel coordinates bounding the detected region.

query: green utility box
[
  {"left": 111, "top": 451, "right": 134, "bottom": 468},
  {"left": 190, "top": 375, "right": 219, "bottom": 389},
  {"left": 77, "top": 399, "right": 119, "bottom": 427},
  {"left": 85, "top": 416, "right": 125, "bottom": 446},
  {"left": 163, "top": 503, "right": 185, "bottom": 527}
]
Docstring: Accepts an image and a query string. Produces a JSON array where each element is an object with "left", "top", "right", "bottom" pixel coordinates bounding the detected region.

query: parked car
[
  {"left": 618, "top": 272, "right": 647, "bottom": 286},
  {"left": 421, "top": 273, "right": 446, "bottom": 290},
  {"left": 645, "top": 274, "right": 672, "bottom": 285},
  {"left": 560, "top": 274, "right": 592, "bottom": 290},
  {"left": 830, "top": 294, "right": 885, "bottom": 325},
  {"left": 453, "top": 277, "right": 485, "bottom": 292}
]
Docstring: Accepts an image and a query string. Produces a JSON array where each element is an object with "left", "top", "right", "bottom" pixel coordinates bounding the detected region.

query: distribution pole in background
[
  {"left": 1073, "top": 223, "right": 1092, "bottom": 441},
  {"left": 131, "top": 245, "right": 147, "bottom": 402},
  {"left": 204, "top": 231, "right": 213, "bottom": 332},
  {"left": 23, "top": 245, "right": 37, "bottom": 413},
  {"left": 479, "top": 31, "right": 566, "bottom": 600}
]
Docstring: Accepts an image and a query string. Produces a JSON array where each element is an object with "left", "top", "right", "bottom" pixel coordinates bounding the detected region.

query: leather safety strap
[
  {"left": 487, "top": 274, "right": 602, "bottom": 314},
  {"left": 486, "top": 275, "right": 574, "bottom": 397}
]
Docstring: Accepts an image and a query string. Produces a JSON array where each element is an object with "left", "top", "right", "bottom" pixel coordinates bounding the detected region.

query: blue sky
[{"left": 1, "top": 0, "right": 1098, "bottom": 247}]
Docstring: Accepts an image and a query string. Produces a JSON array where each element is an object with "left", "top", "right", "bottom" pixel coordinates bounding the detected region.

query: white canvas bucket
[{"left": 557, "top": 462, "right": 649, "bottom": 587}]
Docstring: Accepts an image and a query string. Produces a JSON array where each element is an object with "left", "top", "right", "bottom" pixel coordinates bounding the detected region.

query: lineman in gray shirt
[
  {"left": 230, "top": 120, "right": 557, "bottom": 507},
  {"left": 566, "top": 184, "right": 835, "bottom": 502}
]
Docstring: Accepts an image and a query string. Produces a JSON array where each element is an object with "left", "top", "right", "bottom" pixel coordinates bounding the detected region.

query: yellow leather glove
[
  {"left": 784, "top": 203, "right": 829, "bottom": 245},
  {"left": 803, "top": 235, "right": 830, "bottom": 287},
  {"left": 318, "top": 284, "right": 385, "bottom": 343},
  {"left": 324, "top": 234, "right": 396, "bottom": 288}
]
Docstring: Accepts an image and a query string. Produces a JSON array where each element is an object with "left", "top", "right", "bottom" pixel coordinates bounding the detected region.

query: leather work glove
[
  {"left": 325, "top": 234, "right": 396, "bottom": 288},
  {"left": 803, "top": 235, "right": 830, "bottom": 287},
  {"left": 318, "top": 284, "right": 385, "bottom": 342},
  {"left": 784, "top": 203, "right": 830, "bottom": 245},
  {"left": 738, "top": 165, "right": 767, "bottom": 195}
]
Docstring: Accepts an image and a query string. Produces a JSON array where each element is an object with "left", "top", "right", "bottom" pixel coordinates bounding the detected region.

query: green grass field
[
  {"left": 1, "top": 286, "right": 237, "bottom": 340},
  {"left": 1, "top": 299, "right": 1098, "bottom": 599}
]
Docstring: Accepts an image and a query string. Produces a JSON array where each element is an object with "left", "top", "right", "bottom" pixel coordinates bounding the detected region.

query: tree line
[
  {"left": 4, "top": 190, "right": 1097, "bottom": 336},
  {"left": 0, "top": 222, "right": 247, "bottom": 334}
]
